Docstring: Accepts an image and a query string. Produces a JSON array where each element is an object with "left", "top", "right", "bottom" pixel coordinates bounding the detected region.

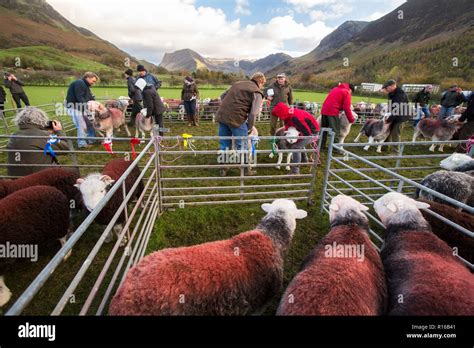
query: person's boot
[{"left": 193, "top": 114, "right": 199, "bottom": 127}]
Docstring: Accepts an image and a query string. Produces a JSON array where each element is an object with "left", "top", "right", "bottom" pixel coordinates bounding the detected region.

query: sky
[{"left": 46, "top": 0, "right": 406, "bottom": 64}]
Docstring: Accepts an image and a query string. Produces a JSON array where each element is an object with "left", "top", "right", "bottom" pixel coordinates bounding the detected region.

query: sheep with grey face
[
  {"left": 440, "top": 153, "right": 474, "bottom": 174},
  {"left": 109, "top": 199, "right": 307, "bottom": 316},
  {"left": 416, "top": 170, "right": 474, "bottom": 209}
]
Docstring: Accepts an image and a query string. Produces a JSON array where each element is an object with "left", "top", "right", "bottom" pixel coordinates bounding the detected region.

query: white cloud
[
  {"left": 235, "top": 0, "right": 251, "bottom": 15},
  {"left": 309, "top": 3, "right": 352, "bottom": 21},
  {"left": 47, "top": 0, "right": 333, "bottom": 63},
  {"left": 284, "top": 0, "right": 335, "bottom": 12}
]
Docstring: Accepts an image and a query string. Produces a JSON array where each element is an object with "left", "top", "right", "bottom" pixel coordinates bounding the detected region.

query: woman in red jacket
[{"left": 272, "top": 102, "right": 320, "bottom": 174}]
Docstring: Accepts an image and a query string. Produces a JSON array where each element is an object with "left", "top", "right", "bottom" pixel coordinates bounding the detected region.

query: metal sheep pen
[
  {"left": 319, "top": 133, "right": 474, "bottom": 269},
  {"left": 3, "top": 127, "right": 326, "bottom": 315}
]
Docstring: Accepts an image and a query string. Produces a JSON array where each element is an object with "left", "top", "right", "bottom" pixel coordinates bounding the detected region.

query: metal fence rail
[
  {"left": 4, "top": 135, "right": 157, "bottom": 315},
  {"left": 320, "top": 137, "right": 474, "bottom": 270}
]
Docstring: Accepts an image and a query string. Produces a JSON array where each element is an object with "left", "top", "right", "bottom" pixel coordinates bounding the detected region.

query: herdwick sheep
[
  {"left": 412, "top": 115, "right": 464, "bottom": 152},
  {"left": 270, "top": 127, "right": 306, "bottom": 171},
  {"left": 317, "top": 110, "right": 358, "bottom": 147},
  {"left": 416, "top": 170, "right": 474, "bottom": 209},
  {"left": 108, "top": 199, "right": 307, "bottom": 315},
  {"left": 440, "top": 153, "right": 474, "bottom": 174},
  {"left": 277, "top": 195, "right": 387, "bottom": 316},
  {"left": 418, "top": 198, "right": 474, "bottom": 264},
  {"left": 0, "top": 186, "right": 70, "bottom": 307},
  {"left": 134, "top": 108, "right": 154, "bottom": 140},
  {"left": 374, "top": 192, "right": 474, "bottom": 315},
  {"left": 74, "top": 159, "right": 144, "bottom": 244}
]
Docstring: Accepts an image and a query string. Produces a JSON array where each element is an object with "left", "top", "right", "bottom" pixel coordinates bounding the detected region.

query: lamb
[
  {"left": 270, "top": 126, "right": 307, "bottom": 171},
  {"left": 416, "top": 170, "right": 474, "bottom": 208},
  {"left": 412, "top": 115, "right": 463, "bottom": 152},
  {"left": 418, "top": 198, "right": 474, "bottom": 264},
  {"left": 134, "top": 108, "right": 154, "bottom": 140},
  {"left": 353, "top": 114, "right": 392, "bottom": 152},
  {"left": 440, "top": 153, "right": 474, "bottom": 173},
  {"left": 317, "top": 110, "right": 358, "bottom": 146},
  {"left": 0, "top": 185, "right": 71, "bottom": 306},
  {"left": 87, "top": 100, "right": 131, "bottom": 138},
  {"left": 0, "top": 167, "right": 80, "bottom": 202},
  {"left": 108, "top": 199, "right": 307, "bottom": 315},
  {"left": 277, "top": 195, "right": 387, "bottom": 316},
  {"left": 374, "top": 192, "right": 474, "bottom": 315},
  {"left": 74, "top": 159, "right": 144, "bottom": 243}
]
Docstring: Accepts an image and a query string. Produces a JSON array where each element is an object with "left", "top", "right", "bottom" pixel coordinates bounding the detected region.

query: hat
[
  {"left": 137, "top": 65, "right": 146, "bottom": 72},
  {"left": 382, "top": 79, "right": 396, "bottom": 89},
  {"left": 348, "top": 83, "right": 355, "bottom": 93},
  {"left": 276, "top": 73, "right": 286, "bottom": 78},
  {"left": 184, "top": 76, "right": 194, "bottom": 83},
  {"left": 124, "top": 69, "right": 134, "bottom": 76}
]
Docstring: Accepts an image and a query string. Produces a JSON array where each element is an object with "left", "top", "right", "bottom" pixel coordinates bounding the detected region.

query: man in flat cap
[{"left": 265, "top": 73, "right": 293, "bottom": 136}]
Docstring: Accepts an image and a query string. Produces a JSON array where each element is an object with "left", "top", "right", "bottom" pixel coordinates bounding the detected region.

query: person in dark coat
[
  {"left": 125, "top": 69, "right": 143, "bottom": 127},
  {"left": 3, "top": 72, "right": 30, "bottom": 109},
  {"left": 65, "top": 72, "right": 98, "bottom": 148},
  {"left": 0, "top": 85, "right": 6, "bottom": 117},
  {"left": 181, "top": 76, "right": 199, "bottom": 127},
  {"left": 7, "top": 107, "right": 70, "bottom": 177},
  {"left": 381, "top": 79, "right": 410, "bottom": 153},
  {"left": 439, "top": 84, "right": 466, "bottom": 120},
  {"left": 137, "top": 65, "right": 165, "bottom": 132},
  {"left": 265, "top": 73, "right": 293, "bottom": 135},
  {"left": 456, "top": 92, "right": 474, "bottom": 153},
  {"left": 412, "top": 85, "right": 432, "bottom": 126}
]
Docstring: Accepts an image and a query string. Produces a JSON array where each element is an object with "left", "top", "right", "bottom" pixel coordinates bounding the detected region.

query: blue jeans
[
  {"left": 414, "top": 105, "right": 430, "bottom": 126},
  {"left": 218, "top": 122, "right": 248, "bottom": 151},
  {"left": 439, "top": 106, "right": 454, "bottom": 120},
  {"left": 67, "top": 108, "right": 96, "bottom": 147}
]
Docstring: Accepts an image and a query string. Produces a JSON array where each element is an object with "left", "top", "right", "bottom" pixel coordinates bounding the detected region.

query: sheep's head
[
  {"left": 261, "top": 199, "right": 307, "bottom": 237},
  {"left": 0, "top": 276, "right": 12, "bottom": 307},
  {"left": 87, "top": 101, "right": 105, "bottom": 114},
  {"left": 74, "top": 174, "right": 115, "bottom": 212},
  {"left": 374, "top": 192, "right": 430, "bottom": 226},
  {"left": 329, "top": 194, "right": 369, "bottom": 225},
  {"left": 382, "top": 113, "right": 392, "bottom": 123},
  {"left": 284, "top": 127, "right": 299, "bottom": 144},
  {"left": 440, "top": 153, "right": 473, "bottom": 171}
]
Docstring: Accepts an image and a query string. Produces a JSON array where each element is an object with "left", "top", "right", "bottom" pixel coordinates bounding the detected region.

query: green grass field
[
  {"left": 1, "top": 113, "right": 452, "bottom": 315},
  {"left": 1, "top": 86, "right": 386, "bottom": 110}
]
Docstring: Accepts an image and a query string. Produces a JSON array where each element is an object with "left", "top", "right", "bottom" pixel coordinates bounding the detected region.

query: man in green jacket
[
  {"left": 7, "top": 107, "right": 71, "bottom": 177},
  {"left": 265, "top": 73, "right": 293, "bottom": 135}
]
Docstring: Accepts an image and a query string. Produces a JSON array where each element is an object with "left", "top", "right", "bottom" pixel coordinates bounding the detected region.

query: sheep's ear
[
  {"left": 261, "top": 203, "right": 272, "bottom": 213},
  {"left": 358, "top": 203, "right": 369, "bottom": 212},
  {"left": 100, "top": 175, "right": 115, "bottom": 185},
  {"left": 387, "top": 202, "right": 398, "bottom": 213},
  {"left": 329, "top": 203, "right": 339, "bottom": 212},
  {"left": 415, "top": 201, "right": 430, "bottom": 210},
  {"left": 74, "top": 178, "right": 85, "bottom": 188},
  {"left": 295, "top": 209, "right": 307, "bottom": 219}
]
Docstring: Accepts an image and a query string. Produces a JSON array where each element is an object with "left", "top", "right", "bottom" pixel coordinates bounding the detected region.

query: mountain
[
  {"left": 159, "top": 49, "right": 292, "bottom": 75},
  {"left": 268, "top": 0, "right": 474, "bottom": 89},
  {"left": 0, "top": 0, "right": 157, "bottom": 83}
]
